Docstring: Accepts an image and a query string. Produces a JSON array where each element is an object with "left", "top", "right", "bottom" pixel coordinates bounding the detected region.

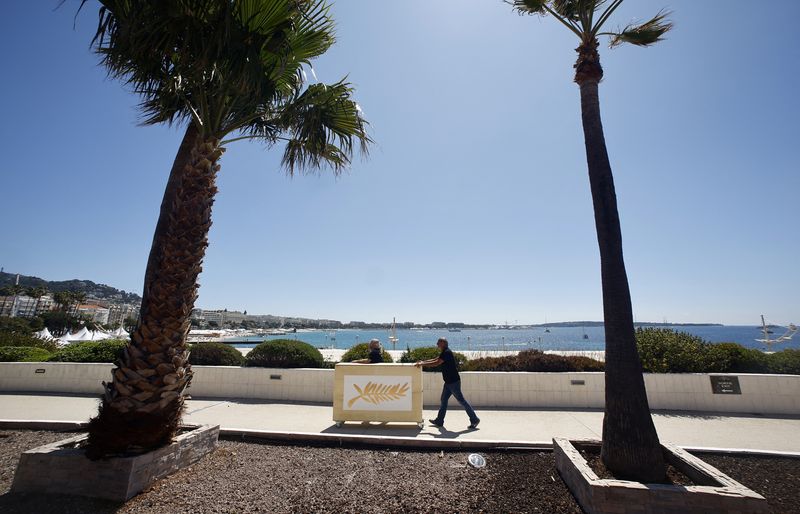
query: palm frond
[
  {"left": 552, "top": 0, "right": 581, "bottom": 21},
  {"left": 84, "top": 0, "right": 370, "bottom": 173},
  {"left": 608, "top": 10, "right": 672, "bottom": 48},
  {"left": 262, "top": 80, "right": 371, "bottom": 175},
  {"left": 282, "top": 140, "right": 349, "bottom": 175},
  {"left": 507, "top": 0, "right": 548, "bottom": 16}
]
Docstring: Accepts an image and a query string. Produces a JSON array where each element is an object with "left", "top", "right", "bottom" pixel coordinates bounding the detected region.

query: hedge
[
  {"left": 189, "top": 342, "right": 245, "bottom": 366},
  {"left": 245, "top": 339, "right": 324, "bottom": 368},
  {"left": 765, "top": 349, "right": 800, "bottom": 375},
  {"left": 0, "top": 331, "right": 58, "bottom": 353},
  {"left": 48, "top": 340, "right": 127, "bottom": 363},
  {"left": 636, "top": 328, "right": 799, "bottom": 375},
  {"left": 399, "top": 346, "right": 468, "bottom": 373},
  {"left": 340, "top": 342, "right": 393, "bottom": 363},
  {"left": 0, "top": 346, "right": 53, "bottom": 362},
  {"left": 463, "top": 349, "right": 604, "bottom": 372}
]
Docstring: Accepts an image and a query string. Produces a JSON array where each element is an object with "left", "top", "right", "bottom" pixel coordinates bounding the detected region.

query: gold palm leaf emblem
[{"left": 347, "top": 382, "right": 410, "bottom": 408}]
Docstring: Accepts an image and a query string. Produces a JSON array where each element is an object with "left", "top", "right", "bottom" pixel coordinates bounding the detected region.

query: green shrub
[
  {"left": 766, "top": 349, "right": 800, "bottom": 375},
  {"left": 462, "top": 350, "right": 604, "bottom": 372},
  {"left": 634, "top": 328, "right": 800, "bottom": 374},
  {"left": 0, "top": 332, "right": 58, "bottom": 352},
  {"left": 0, "top": 346, "right": 53, "bottom": 362},
  {"left": 399, "top": 346, "right": 467, "bottom": 373},
  {"left": 340, "top": 342, "right": 393, "bottom": 363},
  {"left": 636, "top": 328, "right": 711, "bottom": 373},
  {"left": 49, "top": 339, "right": 127, "bottom": 363},
  {"left": 461, "top": 355, "right": 516, "bottom": 372},
  {"left": 0, "top": 316, "right": 58, "bottom": 352},
  {"left": 189, "top": 342, "right": 245, "bottom": 366},
  {"left": 245, "top": 339, "right": 324, "bottom": 368},
  {"left": 565, "top": 355, "right": 606, "bottom": 372},
  {"left": 706, "top": 343, "right": 768, "bottom": 373}
]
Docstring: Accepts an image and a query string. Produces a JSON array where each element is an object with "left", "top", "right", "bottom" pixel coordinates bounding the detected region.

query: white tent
[
  {"left": 89, "top": 330, "right": 112, "bottom": 341},
  {"left": 58, "top": 330, "right": 78, "bottom": 347},
  {"left": 71, "top": 327, "right": 93, "bottom": 342},
  {"left": 110, "top": 326, "right": 130, "bottom": 339},
  {"left": 34, "top": 327, "right": 55, "bottom": 341}
]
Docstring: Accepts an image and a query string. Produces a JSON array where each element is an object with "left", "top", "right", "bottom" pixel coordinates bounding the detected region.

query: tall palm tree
[
  {"left": 71, "top": 291, "right": 87, "bottom": 318},
  {"left": 81, "top": 0, "right": 370, "bottom": 458},
  {"left": 509, "top": 0, "right": 671, "bottom": 481},
  {"left": 25, "top": 286, "right": 48, "bottom": 317},
  {"left": 52, "top": 291, "right": 73, "bottom": 313}
]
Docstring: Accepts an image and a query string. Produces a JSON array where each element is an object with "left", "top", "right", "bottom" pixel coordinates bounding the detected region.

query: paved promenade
[{"left": 1, "top": 393, "right": 798, "bottom": 454}]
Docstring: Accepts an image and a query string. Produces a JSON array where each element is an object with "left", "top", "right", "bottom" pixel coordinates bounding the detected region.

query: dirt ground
[{"left": 1, "top": 430, "right": 798, "bottom": 513}]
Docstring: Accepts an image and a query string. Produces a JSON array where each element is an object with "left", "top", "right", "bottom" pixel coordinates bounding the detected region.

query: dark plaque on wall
[{"left": 710, "top": 376, "right": 741, "bottom": 394}]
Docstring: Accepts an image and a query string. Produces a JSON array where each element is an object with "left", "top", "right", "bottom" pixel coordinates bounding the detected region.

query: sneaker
[
  {"left": 468, "top": 419, "right": 480, "bottom": 430},
  {"left": 429, "top": 419, "right": 444, "bottom": 427}
]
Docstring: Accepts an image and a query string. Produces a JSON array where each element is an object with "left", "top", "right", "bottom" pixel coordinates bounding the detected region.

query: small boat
[
  {"left": 388, "top": 317, "right": 399, "bottom": 350},
  {"left": 448, "top": 328, "right": 462, "bottom": 332}
]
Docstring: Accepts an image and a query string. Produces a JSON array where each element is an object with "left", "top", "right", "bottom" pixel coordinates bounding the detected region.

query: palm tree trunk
[
  {"left": 576, "top": 41, "right": 665, "bottom": 482},
  {"left": 87, "top": 125, "right": 223, "bottom": 458}
]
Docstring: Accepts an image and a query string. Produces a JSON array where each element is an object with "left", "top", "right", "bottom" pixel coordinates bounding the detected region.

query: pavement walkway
[{"left": 2, "top": 393, "right": 798, "bottom": 454}]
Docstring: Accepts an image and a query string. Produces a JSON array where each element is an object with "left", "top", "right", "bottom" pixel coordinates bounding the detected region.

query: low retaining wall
[{"left": 0, "top": 363, "right": 798, "bottom": 415}]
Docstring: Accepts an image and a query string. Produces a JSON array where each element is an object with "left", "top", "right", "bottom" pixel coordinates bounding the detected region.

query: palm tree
[
  {"left": 70, "top": 291, "right": 87, "bottom": 318},
  {"left": 25, "top": 286, "right": 48, "bottom": 317},
  {"left": 81, "top": 0, "right": 370, "bottom": 458},
  {"left": 6, "top": 284, "right": 25, "bottom": 310},
  {"left": 52, "top": 291, "right": 73, "bottom": 313},
  {"left": 509, "top": 0, "right": 671, "bottom": 481}
]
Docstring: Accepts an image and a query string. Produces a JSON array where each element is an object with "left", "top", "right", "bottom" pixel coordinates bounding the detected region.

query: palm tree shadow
[{"left": 0, "top": 492, "right": 121, "bottom": 514}]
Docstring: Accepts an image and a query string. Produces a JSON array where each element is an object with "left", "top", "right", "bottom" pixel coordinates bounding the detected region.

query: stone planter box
[
  {"left": 11, "top": 424, "right": 219, "bottom": 501},
  {"left": 553, "top": 438, "right": 769, "bottom": 514}
]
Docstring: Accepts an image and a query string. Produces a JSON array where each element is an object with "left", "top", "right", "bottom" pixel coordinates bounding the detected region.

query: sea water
[{"left": 232, "top": 325, "right": 799, "bottom": 353}]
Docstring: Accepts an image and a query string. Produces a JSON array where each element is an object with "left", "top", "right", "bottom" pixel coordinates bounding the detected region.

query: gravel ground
[
  {"left": 695, "top": 452, "right": 800, "bottom": 514},
  {"left": 1, "top": 430, "right": 798, "bottom": 513}
]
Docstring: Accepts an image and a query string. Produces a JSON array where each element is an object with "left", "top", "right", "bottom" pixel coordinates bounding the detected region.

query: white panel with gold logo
[{"left": 333, "top": 363, "right": 423, "bottom": 425}]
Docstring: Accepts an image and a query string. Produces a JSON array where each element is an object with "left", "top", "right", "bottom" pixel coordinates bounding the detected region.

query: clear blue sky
[{"left": 1, "top": 1, "right": 798, "bottom": 326}]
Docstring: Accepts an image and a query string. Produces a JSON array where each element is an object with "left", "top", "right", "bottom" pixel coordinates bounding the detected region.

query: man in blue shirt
[{"left": 415, "top": 337, "right": 480, "bottom": 429}]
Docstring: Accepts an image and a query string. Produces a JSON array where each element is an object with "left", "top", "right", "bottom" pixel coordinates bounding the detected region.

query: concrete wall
[
  {"left": 1, "top": 363, "right": 798, "bottom": 415},
  {"left": 0, "top": 362, "right": 111, "bottom": 394}
]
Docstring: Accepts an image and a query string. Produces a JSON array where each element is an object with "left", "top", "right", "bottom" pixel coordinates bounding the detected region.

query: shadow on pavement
[
  {"left": 428, "top": 425, "right": 476, "bottom": 438},
  {"left": 321, "top": 422, "right": 423, "bottom": 437}
]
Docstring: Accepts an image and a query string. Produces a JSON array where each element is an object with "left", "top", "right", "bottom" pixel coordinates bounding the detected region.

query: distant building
[
  {"left": 107, "top": 303, "right": 140, "bottom": 327},
  {"left": 76, "top": 304, "right": 110, "bottom": 325},
  {"left": 0, "top": 294, "right": 55, "bottom": 318}
]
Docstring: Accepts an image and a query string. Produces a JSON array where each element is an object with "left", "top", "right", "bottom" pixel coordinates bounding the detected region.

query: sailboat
[
  {"left": 388, "top": 317, "right": 399, "bottom": 350},
  {"left": 755, "top": 314, "right": 797, "bottom": 350}
]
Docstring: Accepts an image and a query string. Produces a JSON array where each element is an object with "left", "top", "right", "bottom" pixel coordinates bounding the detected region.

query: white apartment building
[
  {"left": 107, "top": 303, "right": 140, "bottom": 327},
  {"left": 0, "top": 295, "right": 56, "bottom": 318},
  {"left": 76, "top": 304, "right": 110, "bottom": 325}
]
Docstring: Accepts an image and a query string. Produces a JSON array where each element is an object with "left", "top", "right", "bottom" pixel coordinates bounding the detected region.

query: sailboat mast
[{"left": 389, "top": 316, "right": 398, "bottom": 350}]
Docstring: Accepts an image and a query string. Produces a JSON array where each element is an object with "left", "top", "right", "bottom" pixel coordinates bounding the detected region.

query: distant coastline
[{"left": 535, "top": 321, "right": 724, "bottom": 328}]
